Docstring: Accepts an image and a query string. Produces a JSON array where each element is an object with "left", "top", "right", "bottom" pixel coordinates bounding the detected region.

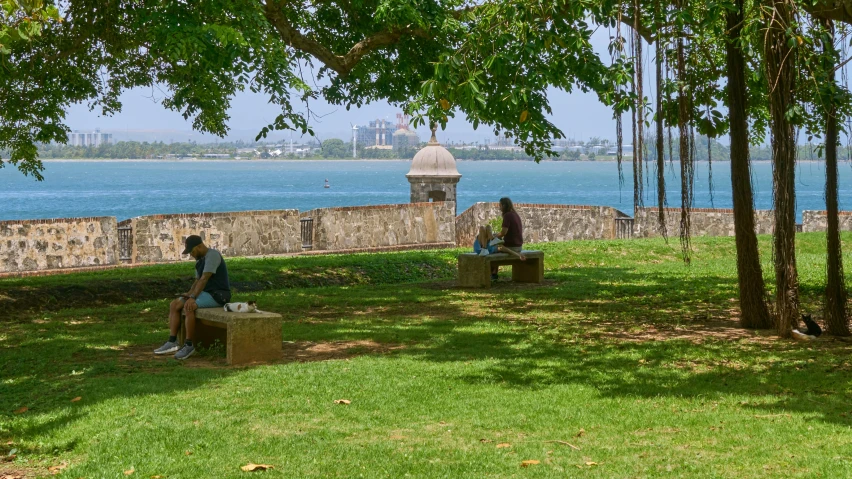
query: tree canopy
[{"left": 1, "top": 0, "right": 634, "bottom": 179}]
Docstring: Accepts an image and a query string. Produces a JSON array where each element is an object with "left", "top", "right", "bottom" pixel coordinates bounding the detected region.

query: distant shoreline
[{"left": 40, "top": 158, "right": 781, "bottom": 163}]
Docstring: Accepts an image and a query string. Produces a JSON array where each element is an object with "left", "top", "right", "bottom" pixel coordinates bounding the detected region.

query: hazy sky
[{"left": 66, "top": 29, "right": 628, "bottom": 144}]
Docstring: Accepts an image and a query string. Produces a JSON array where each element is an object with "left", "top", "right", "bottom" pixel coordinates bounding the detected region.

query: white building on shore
[{"left": 69, "top": 129, "right": 113, "bottom": 147}]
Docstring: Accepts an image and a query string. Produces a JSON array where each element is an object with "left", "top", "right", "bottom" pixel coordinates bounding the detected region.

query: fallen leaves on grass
[
  {"left": 479, "top": 439, "right": 492, "bottom": 443},
  {"left": 496, "top": 443, "right": 511, "bottom": 449},
  {"left": 185, "top": 451, "right": 192, "bottom": 456},
  {"left": 333, "top": 399, "right": 351, "bottom": 405},
  {"left": 586, "top": 461, "right": 599, "bottom": 466},
  {"left": 241, "top": 463, "right": 274, "bottom": 472},
  {"left": 520, "top": 460, "right": 540, "bottom": 467},
  {"left": 124, "top": 467, "right": 135, "bottom": 475},
  {"left": 576, "top": 428, "right": 586, "bottom": 438},
  {"left": 71, "top": 397, "right": 81, "bottom": 402},
  {"left": 48, "top": 463, "right": 67, "bottom": 474},
  {"left": 13, "top": 407, "right": 27, "bottom": 414}
]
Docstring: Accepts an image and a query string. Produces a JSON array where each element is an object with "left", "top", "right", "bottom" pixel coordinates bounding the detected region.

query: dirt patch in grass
[
  {"left": 0, "top": 464, "right": 39, "bottom": 478},
  {"left": 420, "top": 279, "right": 558, "bottom": 290},
  {"left": 282, "top": 340, "right": 406, "bottom": 362},
  {"left": 599, "top": 317, "right": 852, "bottom": 348},
  {"left": 121, "top": 340, "right": 405, "bottom": 368}
]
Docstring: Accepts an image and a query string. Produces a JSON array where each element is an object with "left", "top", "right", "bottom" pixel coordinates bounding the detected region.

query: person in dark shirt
[
  {"left": 492, "top": 197, "right": 525, "bottom": 280},
  {"left": 153, "top": 235, "right": 232, "bottom": 360}
]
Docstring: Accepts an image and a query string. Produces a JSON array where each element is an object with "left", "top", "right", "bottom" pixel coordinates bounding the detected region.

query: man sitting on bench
[{"left": 154, "top": 235, "right": 232, "bottom": 360}]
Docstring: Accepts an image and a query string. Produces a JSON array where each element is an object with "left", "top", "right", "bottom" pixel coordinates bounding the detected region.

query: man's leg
[
  {"left": 183, "top": 303, "right": 196, "bottom": 343},
  {"left": 168, "top": 298, "right": 184, "bottom": 336},
  {"left": 154, "top": 298, "right": 184, "bottom": 355},
  {"left": 174, "top": 299, "right": 198, "bottom": 360}
]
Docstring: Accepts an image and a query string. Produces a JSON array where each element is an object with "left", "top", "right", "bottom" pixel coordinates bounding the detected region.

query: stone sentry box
[{"left": 406, "top": 125, "right": 462, "bottom": 215}]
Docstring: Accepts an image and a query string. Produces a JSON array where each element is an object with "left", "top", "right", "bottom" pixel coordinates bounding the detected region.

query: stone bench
[
  {"left": 178, "top": 308, "right": 283, "bottom": 365},
  {"left": 457, "top": 250, "right": 545, "bottom": 288}
]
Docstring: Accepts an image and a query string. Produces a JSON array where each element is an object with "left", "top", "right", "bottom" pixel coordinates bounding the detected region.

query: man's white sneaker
[
  {"left": 154, "top": 341, "right": 179, "bottom": 355},
  {"left": 174, "top": 344, "right": 195, "bottom": 360}
]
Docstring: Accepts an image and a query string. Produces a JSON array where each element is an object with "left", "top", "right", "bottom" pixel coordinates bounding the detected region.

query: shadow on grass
[
  {"left": 3, "top": 257, "right": 851, "bottom": 447},
  {"left": 274, "top": 266, "right": 852, "bottom": 429}
]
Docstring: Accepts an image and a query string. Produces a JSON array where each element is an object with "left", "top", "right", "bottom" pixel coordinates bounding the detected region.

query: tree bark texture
[
  {"left": 822, "top": 19, "right": 850, "bottom": 336},
  {"left": 763, "top": 0, "right": 800, "bottom": 337},
  {"left": 725, "top": 0, "right": 773, "bottom": 329}
]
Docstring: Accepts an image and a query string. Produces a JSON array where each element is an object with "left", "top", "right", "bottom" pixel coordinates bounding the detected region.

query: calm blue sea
[{"left": 1, "top": 159, "right": 850, "bottom": 221}]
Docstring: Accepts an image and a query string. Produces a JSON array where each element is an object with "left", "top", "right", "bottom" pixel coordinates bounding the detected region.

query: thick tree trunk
[
  {"left": 822, "top": 20, "right": 850, "bottom": 336},
  {"left": 763, "top": 0, "right": 800, "bottom": 337},
  {"left": 726, "top": 0, "right": 773, "bottom": 329}
]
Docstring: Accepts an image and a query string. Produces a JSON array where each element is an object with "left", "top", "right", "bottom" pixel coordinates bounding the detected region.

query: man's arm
[
  {"left": 187, "top": 272, "right": 214, "bottom": 299},
  {"left": 495, "top": 227, "right": 509, "bottom": 239},
  {"left": 182, "top": 278, "right": 200, "bottom": 298}
]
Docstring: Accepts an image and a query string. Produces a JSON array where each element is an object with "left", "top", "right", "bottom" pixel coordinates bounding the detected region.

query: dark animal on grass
[{"left": 792, "top": 314, "right": 822, "bottom": 340}]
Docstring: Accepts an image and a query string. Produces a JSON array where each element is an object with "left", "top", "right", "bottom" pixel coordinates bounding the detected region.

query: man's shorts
[{"left": 194, "top": 291, "right": 221, "bottom": 308}]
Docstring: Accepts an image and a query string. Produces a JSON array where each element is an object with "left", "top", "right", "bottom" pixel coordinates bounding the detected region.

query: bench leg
[
  {"left": 458, "top": 256, "right": 491, "bottom": 288},
  {"left": 511, "top": 258, "right": 544, "bottom": 283},
  {"left": 178, "top": 314, "right": 226, "bottom": 349},
  {"left": 226, "top": 317, "right": 283, "bottom": 365}
]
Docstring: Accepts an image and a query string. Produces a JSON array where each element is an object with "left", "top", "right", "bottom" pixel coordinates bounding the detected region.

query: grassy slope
[{"left": 1, "top": 234, "right": 851, "bottom": 478}]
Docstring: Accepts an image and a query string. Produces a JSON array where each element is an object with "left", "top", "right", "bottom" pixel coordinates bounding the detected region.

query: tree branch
[
  {"left": 805, "top": 0, "right": 852, "bottom": 25},
  {"left": 263, "top": 0, "right": 430, "bottom": 76}
]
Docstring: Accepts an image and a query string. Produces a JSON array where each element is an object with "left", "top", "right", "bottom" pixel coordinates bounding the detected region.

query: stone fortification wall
[
  {"left": 129, "top": 210, "right": 301, "bottom": 263},
  {"left": 306, "top": 202, "right": 455, "bottom": 251},
  {"left": 0, "top": 216, "right": 118, "bottom": 273},
  {"left": 802, "top": 210, "right": 852, "bottom": 232},
  {"left": 455, "top": 203, "right": 629, "bottom": 247},
  {"left": 633, "top": 207, "right": 775, "bottom": 238}
]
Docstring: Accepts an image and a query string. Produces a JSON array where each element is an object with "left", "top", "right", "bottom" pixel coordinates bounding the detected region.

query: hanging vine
[
  {"left": 707, "top": 104, "right": 715, "bottom": 207},
  {"left": 633, "top": 0, "right": 644, "bottom": 210},
  {"left": 655, "top": 0, "right": 667, "bottom": 238},
  {"left": 615, "top": 8, "right": 625, "bottom": 194},
  {"left": 676, "top": 16, "right": 693, "bottom": 263}
]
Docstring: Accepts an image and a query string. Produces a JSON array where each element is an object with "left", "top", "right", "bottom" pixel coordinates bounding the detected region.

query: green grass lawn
[{"left": 2, "top": 234, "right": 852, "bottom": 478}]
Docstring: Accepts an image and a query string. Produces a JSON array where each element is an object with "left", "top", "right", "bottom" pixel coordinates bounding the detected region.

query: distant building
[
  {"left": 393, "top": 128, "right": 420, "bottom": 152},
  {"left": 357, "top": 120, "right": 396, "bottom": 148},
  {"left": 605, "top": 144, "right": 633, "bottom": 157},
  {"left": 68, "top": 129, "right": 112, "bottom": 147}
]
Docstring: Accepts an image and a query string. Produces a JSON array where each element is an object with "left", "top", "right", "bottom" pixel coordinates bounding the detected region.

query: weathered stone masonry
[
  {"left": 802, "top": 210, "right": 852, "bottom": 233},
  {"left": 0, "top": 216, "right": 118, "bottom": 272},
  {"left": 128, "top": 210, "right": 302, "bottom": 263},
  {"left": 305, "top": 202, "right": 455, "bottom": 251},
  {"left": 455, "top": 202, "right": 630, "bottom": 247},
  {"left": 4, "top": 204, "right": 851, "bottom": 275},
  {"left": 633, "top": 207, "right": 775, "bottom": 238}
]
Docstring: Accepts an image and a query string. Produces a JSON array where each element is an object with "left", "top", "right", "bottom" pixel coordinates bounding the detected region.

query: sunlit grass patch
[{"left": 2, "top": 235, "right": 852, "bottom": 477}]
